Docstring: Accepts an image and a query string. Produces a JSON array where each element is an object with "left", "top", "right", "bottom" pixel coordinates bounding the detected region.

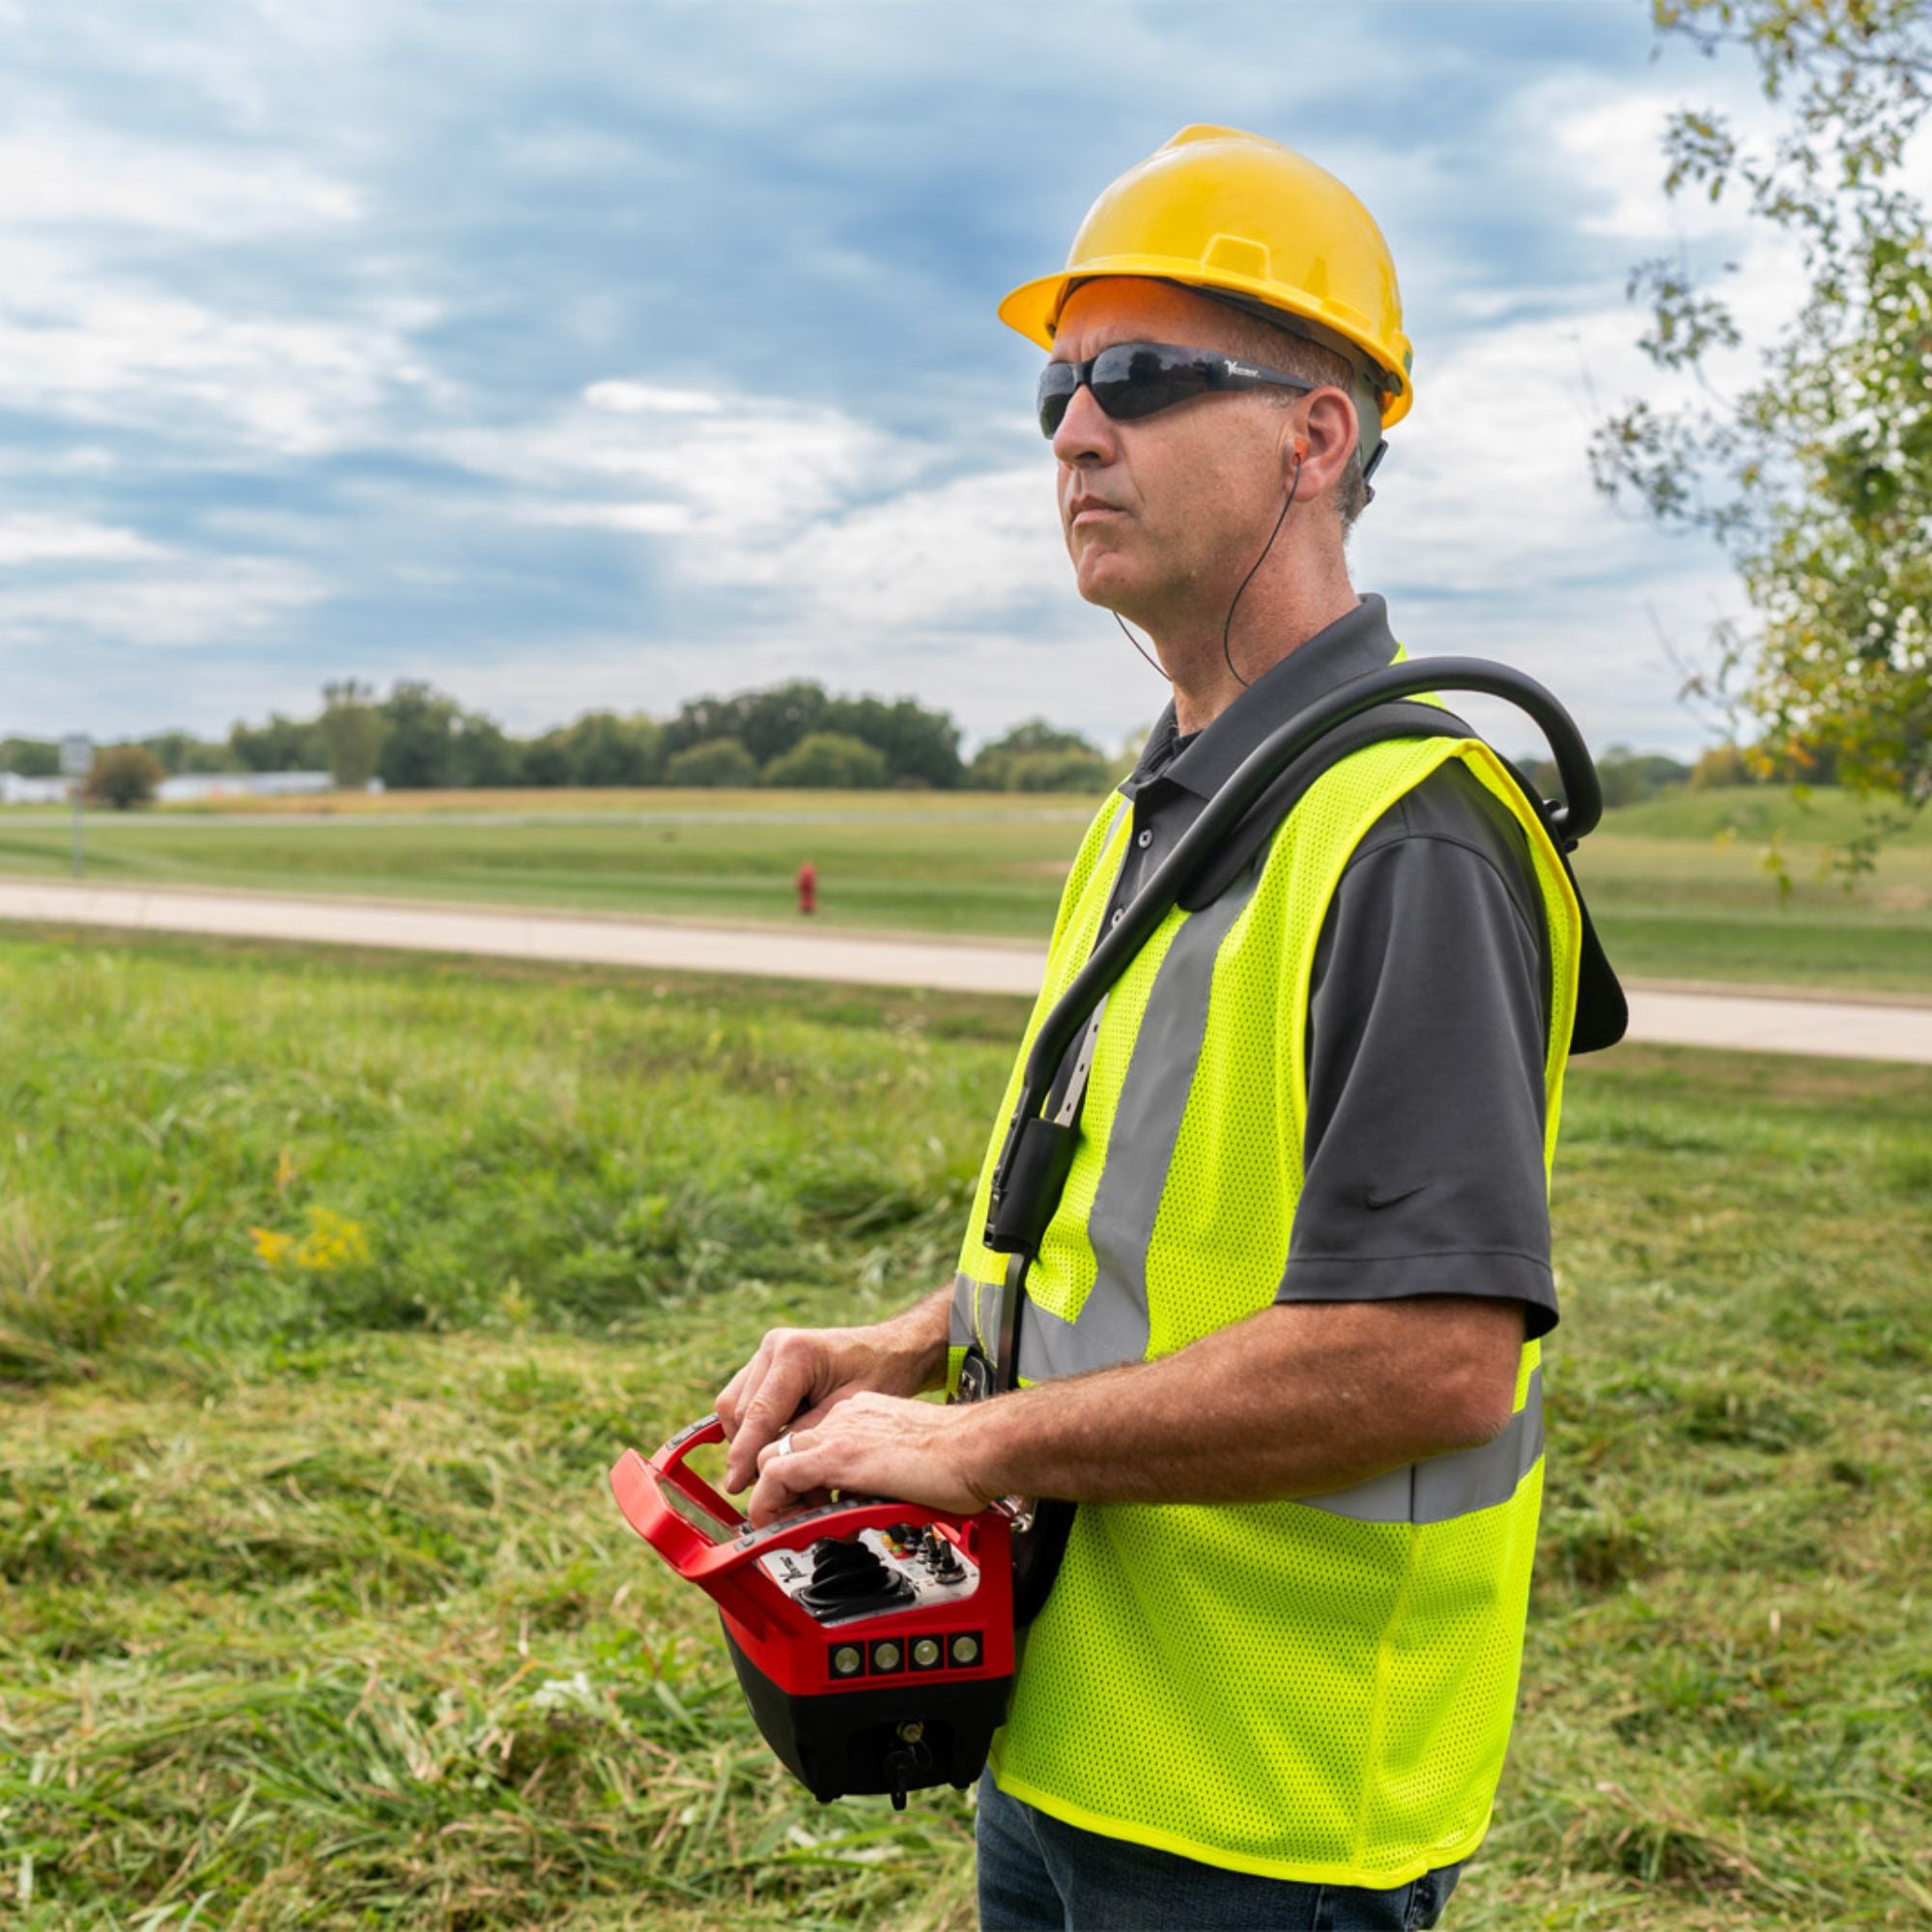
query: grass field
[
  {"left": 2, "top": 784, "right": 1927, "bottom": 997},
  {"left": 0, "top": 928, "right": 1926, "bottom": 1928},
  {"left": 0, "top": 792, "right": 1090, "bottom": 939}
]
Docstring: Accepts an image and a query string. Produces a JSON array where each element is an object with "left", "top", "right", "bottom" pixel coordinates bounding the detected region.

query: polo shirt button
[
  {"left": 1110, "top": 908, "right": 1123, "bottom": 925},
  {"left": 1136, "top": 830, "right": 1153, "bottom": 849}
]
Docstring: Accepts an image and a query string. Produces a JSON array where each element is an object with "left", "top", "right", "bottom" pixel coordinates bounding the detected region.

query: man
[{"left": 719, "top": 128, "right": 1585, "bottom": 1931}]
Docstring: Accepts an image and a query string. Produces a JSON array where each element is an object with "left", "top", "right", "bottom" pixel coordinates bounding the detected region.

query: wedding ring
[{"left": 775, "top": 1432, "right": 795, "bottom": 1459}]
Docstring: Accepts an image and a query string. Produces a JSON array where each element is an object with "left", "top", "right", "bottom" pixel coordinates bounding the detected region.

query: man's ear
[{"left": 1288, "top": 387, "right": 1358, "bottom": 493}]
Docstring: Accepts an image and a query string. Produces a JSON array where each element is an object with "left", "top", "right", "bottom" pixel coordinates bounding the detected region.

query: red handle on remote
[{"left": 609, "top": 1415, "right": 989, "bottom": 1636}]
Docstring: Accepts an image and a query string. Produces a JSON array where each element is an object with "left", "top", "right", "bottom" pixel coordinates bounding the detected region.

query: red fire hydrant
[{"left": 796, "top": 861, "right": 817, "bottom": 917}]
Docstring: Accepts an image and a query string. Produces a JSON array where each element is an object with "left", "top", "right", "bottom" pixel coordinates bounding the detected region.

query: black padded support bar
[{"left": 1177, "top": 699, "right": 1468, "bottom": 913}]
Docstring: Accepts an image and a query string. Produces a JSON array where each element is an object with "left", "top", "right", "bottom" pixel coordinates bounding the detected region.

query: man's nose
[{"left": 1051, "top": 381, "right": 1118, "bottom": 469}]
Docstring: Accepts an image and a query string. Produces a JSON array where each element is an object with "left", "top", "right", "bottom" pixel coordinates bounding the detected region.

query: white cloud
[
  {"left": 0, "top": 557, "right": 327, "bottom": 649},
  {"left": 0, "top": 257, "right": 438, "bottom": 457},
  {"left": 0, "top": 444, "right": 120, "bottom": 478},
  {"left": 0, "top": 116, "right": 362, "bottom": 236},
  {"left": 428, "top": 376, "right": 1076, "bottom": 645},
  {"left": 722, "top": 462, "right": 1069, "bottom": 630},
  {"left": 0, "top": 513, "right": 165, "bottom": 565},
  {"left": 0, "top": 110, "right": 425, "bottom": 459},
  {"left": 519, "top": 499, "right": 696, "bottom": 535},
  {"left": 1534, "top": 79, "right": 1730, "bottom": 245},
  {"left": 583, "top": 382, "right": 724, "bottom": 416},
  {"left": 1512, "top": 65, "right": 1820, "bottom": 367},
  {"left": 425, "top": 381, "right": 933, "bottom": 546}
]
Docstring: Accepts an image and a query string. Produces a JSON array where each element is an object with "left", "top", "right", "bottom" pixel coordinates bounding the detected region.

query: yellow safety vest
[{"left": 948, "top": 727, "right": 1582, "bottom": 1887}]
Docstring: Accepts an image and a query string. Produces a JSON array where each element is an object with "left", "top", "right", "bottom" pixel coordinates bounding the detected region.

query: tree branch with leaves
[{"left": 1592, "top": 0, "right": 1932, "bottom": 874}]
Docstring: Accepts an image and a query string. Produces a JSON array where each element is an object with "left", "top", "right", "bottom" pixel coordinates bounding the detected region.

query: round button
[
  {"left": 951, "top": 1634, "right": 980, "bottom": 1666},
  {"left": 1136, "top": 829, "right": 1152, "bottom": 849},
  {"left": 871, "top": 1641, "right": 902, "bottom": 1671},
  {"left": 1109, "top": 908, "right": 1123, "bottom": 925},
  {"left": 832, "top": 1645, "right": 863, "bottom": 1676},
  {"left": 912, "top": 1637, "right": 941, "bottom": 1667}
]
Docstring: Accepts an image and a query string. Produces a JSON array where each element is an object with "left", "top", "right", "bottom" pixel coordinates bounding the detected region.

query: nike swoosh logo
[{"left": 1364, "top": 1181, "right": 1431, "bottom": 1209}]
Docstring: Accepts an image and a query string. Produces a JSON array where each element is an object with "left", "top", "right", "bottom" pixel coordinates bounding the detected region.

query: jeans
[{"left": 975, "top": 1773, "right": 1462, "bottom": 1932}]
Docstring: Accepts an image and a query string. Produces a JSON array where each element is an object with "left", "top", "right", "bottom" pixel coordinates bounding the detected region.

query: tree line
[
  {"left": 2, "top": 679, "right": 1119, "bottom": 800},
  {"left": 1518, "top": 738, "right": 1848, "bottom": 810},
  {"left": 4, "top": 681, "right": 1852, "bottom": 813}
]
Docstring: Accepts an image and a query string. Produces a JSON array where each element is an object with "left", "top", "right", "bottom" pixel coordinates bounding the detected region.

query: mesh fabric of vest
[{"left": 950, "top": 734, "right": 1584, "bottom": 1886}]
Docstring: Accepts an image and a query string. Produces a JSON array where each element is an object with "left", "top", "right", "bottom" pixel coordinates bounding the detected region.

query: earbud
[{"left": 1292, "top": 437, "right": 1308, "bottom": 466}]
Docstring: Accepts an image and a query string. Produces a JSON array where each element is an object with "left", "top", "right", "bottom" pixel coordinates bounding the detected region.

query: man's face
[{"left": 1047, "top": 277, "right": 1307, "bottom": 627}]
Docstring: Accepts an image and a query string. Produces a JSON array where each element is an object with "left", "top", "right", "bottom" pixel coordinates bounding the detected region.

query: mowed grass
[
  {"left": 0, "top": 931, "right": 1927, "bottom": 1929},
  {"left": 4, "top": 782, "right": 1929, "bottom": 994}
]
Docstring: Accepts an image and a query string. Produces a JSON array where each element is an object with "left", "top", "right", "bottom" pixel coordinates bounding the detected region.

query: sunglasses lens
[
  {"left": 1094, "top": 345, "right": 1208, "bottom": 421},
  {"left": 1037, "top": 365, "right": 1078, "bottom": 438},
  {"left": 1037, "top": 346, "right": 1214, "bottom": 438}
]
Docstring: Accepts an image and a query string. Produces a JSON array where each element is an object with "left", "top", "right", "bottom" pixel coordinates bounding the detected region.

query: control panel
[
  {"left": 759, "top": 1522, "right": 981, "bottom": 1627},
  {"left": 611, "top": 1422, "right": 1015, "bottom": 1804}
]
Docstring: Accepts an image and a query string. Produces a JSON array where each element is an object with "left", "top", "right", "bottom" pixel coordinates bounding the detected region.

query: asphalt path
[{"left": 4, "top": 878, "right": 1929, "bottom": 1066}]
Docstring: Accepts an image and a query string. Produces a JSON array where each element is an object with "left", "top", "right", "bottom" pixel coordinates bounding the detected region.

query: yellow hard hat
[{"left": 998, "top": 125, "right": 1413, "bottom": 434}]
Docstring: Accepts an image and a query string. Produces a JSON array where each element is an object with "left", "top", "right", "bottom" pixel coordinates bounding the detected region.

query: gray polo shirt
[{"left": 1103, "top": 592, "right": 1559, "bottom": 1339}]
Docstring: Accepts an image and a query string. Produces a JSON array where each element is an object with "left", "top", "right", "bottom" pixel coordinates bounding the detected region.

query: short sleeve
[{"left": 1277, "top": 763, "right": 1559, "bottom": 1339}]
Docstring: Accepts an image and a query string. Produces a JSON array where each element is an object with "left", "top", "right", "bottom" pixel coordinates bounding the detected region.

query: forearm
[
  {"left": 873, "top": 1282, "right": 953, "bottom": 1395},
  {"left": 744, "top": 1293, "right": 1525, "bottom": 1525},
  {"left": 954, "top": 1296, "right": 1522, "bottom": 1508}
]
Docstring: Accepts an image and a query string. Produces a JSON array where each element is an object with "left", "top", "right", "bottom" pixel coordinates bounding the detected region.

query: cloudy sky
[{"left": 0, "top": 0, "right": 1797, "bottom": 758}]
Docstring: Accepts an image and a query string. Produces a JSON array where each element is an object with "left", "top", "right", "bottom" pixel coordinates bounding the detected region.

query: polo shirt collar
[{"left": 1123, "top": 592, "right": 1401, "bottom": 803}]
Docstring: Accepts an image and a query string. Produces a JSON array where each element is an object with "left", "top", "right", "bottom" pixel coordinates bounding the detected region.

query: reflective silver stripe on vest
[
  {"left": 1017, "top": 857, "right": 1268, "bottom": 1384},
  {"left": 949, "top": 1268, "right": 982, "bottom": 1354},
  {"left": 1295, "top": 1369, "right": 1545, "bottom": 1525},
  {"left": 952, "top": 799, "right": 1134, "bottom": 1369}
]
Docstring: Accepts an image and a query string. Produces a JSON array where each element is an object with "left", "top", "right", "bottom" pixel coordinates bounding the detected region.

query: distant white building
[
  {"left": 1, "top": 768, "right": 372, "bottom": 806},
  {"left": 156, "top": 771, "right": 335, "bottom": 804},
  {"left": 0, "top": 774, "right": 70, "bottom": 805}
]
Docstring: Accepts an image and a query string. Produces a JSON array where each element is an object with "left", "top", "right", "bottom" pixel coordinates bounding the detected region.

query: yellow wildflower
[
  {"left": 251, "top": 1208, "right": 371, "bottom": 1273},
  {"left": 294, "top": 1207, "right": 371, "bottom": 1273},
  {"left": 250, "top": 1226, "right": 295, "bottom": 1266}
]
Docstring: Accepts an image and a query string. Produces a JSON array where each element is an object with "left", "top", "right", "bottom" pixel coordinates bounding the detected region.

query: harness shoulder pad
[{"left": 1175, "top": 700, "right": 1468, "bottom": 913}]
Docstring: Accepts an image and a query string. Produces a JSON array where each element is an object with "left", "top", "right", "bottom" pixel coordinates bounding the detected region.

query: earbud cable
[
  {"left": 1113, "top": 611, "right": 1170, "bottom": 680},
  {"left": 1221, "top": 454, "right": 1303, "bottom": 692},
  {"left": 1110, "top": 450, "right": 1304, "bottom": 691}
]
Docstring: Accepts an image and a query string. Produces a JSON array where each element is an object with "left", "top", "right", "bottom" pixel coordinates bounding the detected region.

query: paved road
[
  {"left": 0, "top": 880, "right": 1047, "bottom": 996},
  {"left": 4, "top": 878, "right": 1929, "bottom": 1066}
]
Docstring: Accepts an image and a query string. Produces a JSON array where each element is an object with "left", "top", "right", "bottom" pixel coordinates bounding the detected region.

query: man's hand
[
  {"left": 746, "top": 1392, "right": 992, "bottom": 1527},
  {"left": 716, "top": 1289, "right": 950, "bottom": 1492}
]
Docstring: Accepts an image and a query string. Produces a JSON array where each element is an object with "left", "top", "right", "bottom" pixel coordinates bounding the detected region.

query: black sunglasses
[{"left": 1037, "top": 340, "right": 1318, "bottom": 439}]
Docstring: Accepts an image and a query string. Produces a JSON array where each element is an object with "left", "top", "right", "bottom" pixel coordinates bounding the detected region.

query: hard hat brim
[{"left": 997, "top": 259, "right": 1411, "bottom": 430}]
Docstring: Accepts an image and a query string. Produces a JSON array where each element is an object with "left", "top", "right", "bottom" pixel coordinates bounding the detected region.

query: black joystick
[
  {"left": 798, "top": 1536, "right": 916, "bottom": 1621},
  {"left": 922, "top": 1529, "right": 964, "bottom": 1580}
]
